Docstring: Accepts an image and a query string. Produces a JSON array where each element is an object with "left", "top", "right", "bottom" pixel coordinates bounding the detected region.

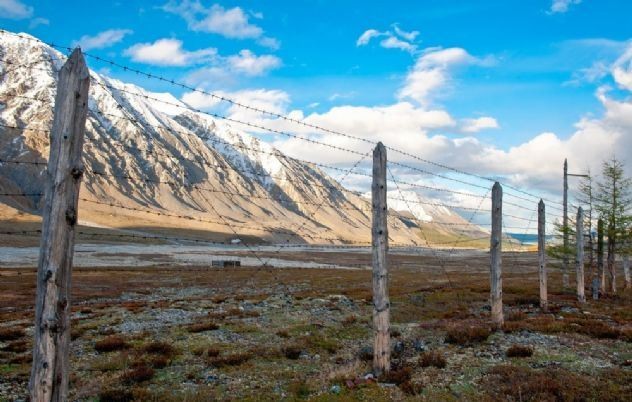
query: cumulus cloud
[
  {"left": 226, "top": 50, "right": 281, "bottom": 76},
  {"left": 460, "top": 117, "right": 500, "bottom": 133},
  {"left": 73, "top": 29, "right": 133, "bottom": 51},
  {"left": 549, "top": 0, "right": 581, "bottom": 14},
  {"left": 162, "top": 1, "right": 278, "bottom": 48},
  {"left": 398, "top": 47, "right": 478, "bottom": 105},
  {"left": 356, "top": 25, "right": 419, "bottom": 53},
  {"left": 0, "top": 0, "right": 32, "bottom": 19},
  {"left": 125, "top": 38, "right": 216, "bottom": 66}
]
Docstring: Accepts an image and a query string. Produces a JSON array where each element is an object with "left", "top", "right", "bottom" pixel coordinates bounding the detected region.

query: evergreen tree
[{"left": 594, "top": 157, "right": 632, "bottom": 294}]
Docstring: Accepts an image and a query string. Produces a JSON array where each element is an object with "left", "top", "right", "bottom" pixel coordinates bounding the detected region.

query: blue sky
[{"left": 1, "top": 0, "right": 632, "bottom": 201}]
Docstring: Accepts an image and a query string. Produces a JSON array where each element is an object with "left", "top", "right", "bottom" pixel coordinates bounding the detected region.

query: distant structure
[{"left": 211, "top": 260, "right": 241, "bottom": 268}]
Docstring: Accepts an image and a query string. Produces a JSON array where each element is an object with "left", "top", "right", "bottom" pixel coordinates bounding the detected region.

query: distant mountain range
[{"left": 0, "top": 31, "right": 486, "bottom": 246}]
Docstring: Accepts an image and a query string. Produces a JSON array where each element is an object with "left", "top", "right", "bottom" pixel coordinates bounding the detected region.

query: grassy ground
[{"left": 0, "top": 252, "right": 630, "bottom": 401}]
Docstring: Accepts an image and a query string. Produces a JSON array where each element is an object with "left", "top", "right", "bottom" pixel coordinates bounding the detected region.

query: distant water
[{"left": 508, "top": 233, "right": 538, "bottom": 245}]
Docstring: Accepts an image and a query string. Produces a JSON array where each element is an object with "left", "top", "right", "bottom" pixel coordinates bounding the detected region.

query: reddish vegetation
[
  {"left": 445, "top": 323, "right": 491, "bottom": 345},
  {"left": 186, "top": 321, "right": 219, "bottom": 333},
  {"left": 208, "top": 352, "right": 253, "bottom": 368},
  {"left": 94, "top": 335, "right": 129, "bottom": 353},
  {"left": 506, "top": 344, "right": 533, "bottom": 358},
  {"left": 121, "top": 364, "right": 155, "bottom": 384},
  {"left": 0, "top": 327, "right": 24, "bottom": 341},
  {"left": 480, "top": 365, "right": 632, "bottom": 401},
  {"left": 419, "top": 351, "right": 447, "bottom": 368}
]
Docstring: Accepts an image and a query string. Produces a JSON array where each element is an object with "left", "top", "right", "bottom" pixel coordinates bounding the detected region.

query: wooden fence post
[
  {"left": 624, "top": 253, "right": 631, "bottom": 290},
  {"left": 371, "top": 142, "right": 389, "bottom": 376},
  {"left": 576, "top": 207, "right": 585, "bottom": 303},
  {"left": 490, "top": 182, "right": 503, "bottom": 328},
  {"left": 597, "top": 219, "right": 605, "bottom": 294},
  {"left": 29, "top": 48, "right": 90, "bottom": 401},
  {"left": 538, "top": 200, "right": 547, "bottom": 310},
  {"left": 563, "top": 159, "right": 570, "bottom": 288}
]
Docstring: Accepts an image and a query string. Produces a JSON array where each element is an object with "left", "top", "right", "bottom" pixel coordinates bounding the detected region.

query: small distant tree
[
  {"left": 594, "top": 157, "right": 632, "bottom": 294},
  {"left": 575, "top": 171, "right": 594, "bottom": 270}
]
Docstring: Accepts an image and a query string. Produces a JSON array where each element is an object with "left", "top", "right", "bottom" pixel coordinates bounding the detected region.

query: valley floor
[{"left": 0, "top": 251, "right": 630, "bottom": 401}]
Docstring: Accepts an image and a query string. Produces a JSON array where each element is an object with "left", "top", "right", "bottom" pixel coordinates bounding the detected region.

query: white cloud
[
  {"left": 356, "top": 26, "right": 418, "bottom": 53},
  {"left": 612, "top": 44, "right": 632, "bottom": 91},
  {"left": 393, "top": 25, "right": 419, "bottom": 42},
  {"left": 226, "top": 49, "right": 281, "bottom": 76},
  {"left": 124, "top": 38, "right": 216, "bottom": 66},
  {"left": 0, "top": 0, "right": 32, "bottom": 19},
  {"left": 460, "top": 117, "right": 500, "bottom": 133},
  {"left": 182, "top": 88, "right": 290, "bottom": 124},
  {"left": 549, "top": 0, "right": 581, "bottom": 14},
  {"left": 257, "top": 36, "right": 280, "bottom": 50},
  {"left": 28, "top": 16, "right": 48, "bottom": 28},
  {"left": 380, "top": 36, "right": 416, "bottom": 53},
  {"left": 162, "top": 1, "right": 278, "bottom": 47},
  {"left": 356, "top": 29, "right": 382, "bottom": 46},
  {"left": 398, "top": 47, "right": 478, "bottom": 105},
  {"left": 73, "top": 29, "right": 133, "bottom": 51}
]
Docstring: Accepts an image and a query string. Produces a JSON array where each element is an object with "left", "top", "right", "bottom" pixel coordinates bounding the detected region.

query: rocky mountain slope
[{"left": 0, "top": 31, "right": 485, "bottom": 246}]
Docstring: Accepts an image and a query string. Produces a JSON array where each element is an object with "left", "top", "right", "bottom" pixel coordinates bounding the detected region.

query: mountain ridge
[{"left": 0, "top": 30, "right": 485, "bottom": 246}]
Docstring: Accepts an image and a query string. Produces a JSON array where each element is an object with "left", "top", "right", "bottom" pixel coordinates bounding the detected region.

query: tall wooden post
[
  {"left": 371, "top": 142, "right": 389, "bottom": 376},
  {"left": 576, "top": 207, "right": 585, "bottom": 303},
  {"left": 538, "top": 200, "right": 547, "bottom": 310},
  {"left": 624, "top": 253, "right": 631, "bottom": 290},
  {"left": 562, "top": 159, "right": 570, "bottom": 288},
  {"left": 597, "top": 219, "right": 605, "bottom": 294},
  {"left": 490, "top": 182, "right": 503, "bottom": 328},
  {"left": 29, "top": 49, "right": 90, "bottom": 402}
]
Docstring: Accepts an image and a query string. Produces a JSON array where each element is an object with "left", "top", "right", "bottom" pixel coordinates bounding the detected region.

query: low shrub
[
  {"left": 186, "top": 322, "right": 219, "bottom": 333},
  {"left": 445, "top": 323, "right": 491, "bottom": 345},
  {"left": 1, "top": 340, "right": 29, "bottom": 353},
  {"left": 95, "top": 335, "right": 129, "bottom": 353},
  {"left": 0, "top": 327, "right": 24, "bottom": 341},
  {"left": 98, "top": 388, "right": 134, "bottom": 402},
  {"left": 143, "top": 341, "right": 176, "bottom": 357},
  {"left": 506, "top": 344, "right": 534, "bottom": 358},
  {"left": 121, "top": 364, "right": 155, "bottom": 384},
  {"left": 419, "top": 351, "right": 447, "bottom": 368},
  {"left": 208, "top": 352, "right": 253, "bottom": 368},
  {"left": 283, "top": 345, "right": 303, "bottom": 360},
  {"left": 207, "top": 347, "right": 220, "bottom": 357}
]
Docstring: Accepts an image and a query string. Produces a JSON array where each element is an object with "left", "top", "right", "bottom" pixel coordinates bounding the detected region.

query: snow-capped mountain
[{"left": 0, "top": 31, "right": 484, "bottom": 245}]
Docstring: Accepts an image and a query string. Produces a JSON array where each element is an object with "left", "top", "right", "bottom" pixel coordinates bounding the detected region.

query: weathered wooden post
[
  {"left": 576, "top": 207, "right": 585, "bottom": 303},
  {"left": 597, "top": 218, "right": 605, "bottom": 294},
  {"left": 538, "top": 200, "right": 547, "bottom": 310},
  {"left": 371, "top": 142, "right": 389, "bottom": 375},
  {"left": 490, "top": 182, "right": 503, "bottom": 328},
  {"left": 623, "top": 253, "right": 631, "bottom": 290},
  {"left": 563, "top": 159, "right": 570, "bottom": 288},
  {"left": 29, "top": 48, "right": 90, "bottom": 401},
  {"left": 623, "top": 253, "right": 630, "bottom": 290}
]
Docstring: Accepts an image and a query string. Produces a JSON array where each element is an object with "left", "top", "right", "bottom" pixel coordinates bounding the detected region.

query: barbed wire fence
[{"left": 0, "top": 30, "right": 603, "bottom": 396}]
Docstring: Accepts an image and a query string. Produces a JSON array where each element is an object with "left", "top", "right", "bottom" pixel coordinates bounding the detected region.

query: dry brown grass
[
  {"left": 186, "top": 321, "right": 219, "bottom": 333},
  {"left": 0, "top": 327, "right": 25, "bottom": 341},
  {"left": 506, "top": 344, "right": 533, "bottom": 358},
  {"left": 94, "top": 335, "right": 129, "bottom": 353},
  {"left": 208, "top": 352, "right": 253, "bottom": 368},
  {"left": 121, "top": 364, "right": 155, "bottom": 384},
  {"left": 445, "top": 322, "right": 492, "bottom": 345},
  {"left": 419, "top": 351, "right": 447, "bottom": 368},
  {"left": 480, "top": 365, "right": 632, "bottom": 402}
]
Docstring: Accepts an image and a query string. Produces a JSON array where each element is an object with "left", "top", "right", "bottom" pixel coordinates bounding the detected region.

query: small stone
[
  {"left": 413, "top": 339, "right": 426, "bottom": 352},
  {"left": 330, "top": 384, "right": 341, "bottom": 394}
]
